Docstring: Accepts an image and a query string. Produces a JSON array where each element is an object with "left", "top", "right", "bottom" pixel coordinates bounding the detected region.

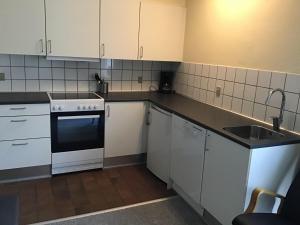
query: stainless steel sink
[{"left": 223, "top": 125, "right": 285, "bottom": 141}]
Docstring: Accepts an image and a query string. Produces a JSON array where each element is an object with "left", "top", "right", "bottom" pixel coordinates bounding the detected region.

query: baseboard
[
  {"left": 0, "top": 165, "right": 51, "bottom": 183},
  {"left": 104, "top": 153, "right": 147, "bottom": 168}
]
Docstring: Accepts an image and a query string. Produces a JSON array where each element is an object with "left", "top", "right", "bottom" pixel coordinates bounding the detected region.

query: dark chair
[
  {"left": 232, "top": 171, "right": 300, "bottom": 225},
  {"left": 0, "top": 195, "right": 19, "bottom": 225}
]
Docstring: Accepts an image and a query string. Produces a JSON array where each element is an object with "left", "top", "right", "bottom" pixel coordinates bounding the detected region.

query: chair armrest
[{"left": 245, "top": 188, "right": 285, "bottom": 214}]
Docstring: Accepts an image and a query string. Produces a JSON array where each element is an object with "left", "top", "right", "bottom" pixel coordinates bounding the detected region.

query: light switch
[
  {"left": 138, "top": 76, "right": 143, "bottom": 84},
  {"left": 216, "top": 86, "right": 222, "bottom": 97},
  {"left": 0, "top": 73, "right": 5, "bottom": 81}
]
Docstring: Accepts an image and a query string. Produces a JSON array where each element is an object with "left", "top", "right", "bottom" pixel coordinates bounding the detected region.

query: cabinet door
[
  {"left": 45, "top": 0, "right": 100, "bottom": 58},
  {"left": 201, "top": 131, "right": 250, "bottom": 225},
  {"left": 139, "top": 1, "right": 186, "bottom": 61},
  {"left": 0, "top": 0, "right": 46, "bottom": 55},
  {"left": 147, "top": 105, "right": 172, "bottom": 183},
  {"left": 170, "top": 115, "right": 206, "bottom": 204},
  {"left": 0, "top": 138, "right": 51, "bottom": 170},
  {"left": 100, "top": 0, "right": 140, "bottom": 60},
  {"left": 104, "top": 102, "right": 147, "bottom": 158}
]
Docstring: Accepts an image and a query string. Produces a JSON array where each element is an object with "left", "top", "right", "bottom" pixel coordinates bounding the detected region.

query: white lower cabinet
[
  {"left": 201, "top": 131, "right": 250, "bottom": 225},
  {"left": 200, "top": 131, "right": 300, "bottom": 225},
  {"left": 104, "top": 102, "right": 147, "bottom": 158},
  {"left": 0, "top": 115, "right": 50, "bottom": 141},
  {"left": 170, "top": 115, "right": 206, "bottom": 204},
  {"left": 147, "top": 104, "right": 172, "bottom": 183},
  {"left": 0, "top": 104, "right": 51, "bottom": 171},
  {"left": 0, "top": 138, "right": 51, "bottom": 170}
]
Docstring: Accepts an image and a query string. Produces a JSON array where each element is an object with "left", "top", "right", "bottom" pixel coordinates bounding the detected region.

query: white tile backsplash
[
  {"left": 25, "top": 67, "right": 39, "bottom": 79},
  {"left": 257, "top": 70, "right": 271, "bottom": 88},
  {"left": 235, "top": 68, "right": 247, "bottom": 84},
  {"left": 175, "top": 62, "right": 300, "bottom": 133},
  {"left": 25, "top": 55, "right": 39, "bottom": 67},
  {"left": 246, "top": 69, "right": 258, "bottom": 85},
  {"left": 0, "top": 55, "right": 10, "bottom": 66},
  {"left": 12, "top": 80, "right": 25, "bottom": 92},
  {"left": 225, "top": 67, "right": 236, "bottom": 81},
  {"left": 285, "top": 73, "right": 300, "bottom": 93},
  {"left": 26, "top": 80, "right": 39, "bottom": 92},
  {"left": 270, "top": 72, "right": 286, "bottom": 89},
  {"left": 11, "top": 55, "right": 24, "bottom": 67},
  {"left": 11, "top": 67, "right": 25, "bottom": 79}
]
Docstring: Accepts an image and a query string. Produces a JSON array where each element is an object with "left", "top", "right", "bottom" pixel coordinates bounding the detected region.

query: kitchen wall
[
  {"left": 183, "top": 0, "right": 300, "bottom": 74},
  {"left": 0, "top": 54, "right": 175, "bottom": 93},
  {"left": 174, "top": 63, "right": 300, "bottom": 133}
]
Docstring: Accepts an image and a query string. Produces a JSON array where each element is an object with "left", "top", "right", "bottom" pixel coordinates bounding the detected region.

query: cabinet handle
[
  {"left": 48, "top": 40, "right": 52, "bottom": 54},
  {"left": 10, "top": 119, "right": 27, "bottom": 123},
  {"left": 12, "top": 143, "right": 28, "bottom": 146},
  {"left": 101, "top": 43, "right": 105, "bottom": 57},
  {"left": 146, "top": 111, "right": 151, "bottom": 125},
  {"left": 193, "top": 126, "right": 203, "bottom": 132},
  {"left": 107, "top": 105, "right": 110, "bottom": 118},
  {"left": 140, "top": 46, "right": 143, "bottom": 59},
  {"left": 40, "top": 39, "right": 44, "bottom": 53},
  {"left": 151, "top": 105, "right": 171, "bottom": 117},
  {"left": 10, "top": 107, "right": 26, "bottom": 110},
  {"left": 205, "top": 148, "right": 210, "bottom": 152}
]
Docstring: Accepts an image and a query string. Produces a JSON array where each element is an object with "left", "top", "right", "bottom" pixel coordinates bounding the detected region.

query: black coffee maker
[{"left": 159, "top": 71, "right": 175, "bottom": 94}]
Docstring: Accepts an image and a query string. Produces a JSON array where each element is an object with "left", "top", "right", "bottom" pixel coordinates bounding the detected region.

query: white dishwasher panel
[
  {"left": 171, "top": 115, "right": 206, "bottom": 204},
  {"left": 147, "top": 105, "right": 172, "bottom": 183}
]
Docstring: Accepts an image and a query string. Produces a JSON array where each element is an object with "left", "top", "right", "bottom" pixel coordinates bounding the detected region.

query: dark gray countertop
[
  {"left": 99, "top": 91, "right": 300, "bottom": 149},
  {"left": 0, "top": 92, "right": 50, "bottom": 105}
]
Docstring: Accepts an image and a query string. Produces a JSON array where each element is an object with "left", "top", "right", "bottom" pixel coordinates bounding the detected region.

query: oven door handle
[{"left": 57, "top": 115, "right": 101, "bottom": 120}]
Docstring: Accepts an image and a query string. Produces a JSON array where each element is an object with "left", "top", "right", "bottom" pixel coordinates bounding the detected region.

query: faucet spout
[{"left": 265, "top": 88, "right": 286, "bottom": 131}]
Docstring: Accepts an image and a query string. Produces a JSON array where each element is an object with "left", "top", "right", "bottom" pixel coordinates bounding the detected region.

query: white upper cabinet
[
  {"left": 0, "top": 0, "right": 46, "bottom": 55},
  {"left": 139, "top": 0, "right": 186, "bottom": 62},
  {"left": 45, "top": 0, "right": 100, "bottom": 59},
  {"left": 100, "top": 0, "right": 140, "bottom": 60}
]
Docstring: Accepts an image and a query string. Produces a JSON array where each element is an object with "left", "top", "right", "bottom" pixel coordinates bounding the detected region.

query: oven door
[{"left": 51, "top": 111, "right": 104, "bottom": 153}]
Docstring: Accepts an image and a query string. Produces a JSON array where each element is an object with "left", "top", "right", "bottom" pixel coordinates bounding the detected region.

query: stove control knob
[
  {"left": 93, "top": 105, "right": 97, "bottom": 110},
  {"left": 52, "top": 106, "right": 57, "bottom": 111},
  {"left": 82, "top": 106, "right": 86, "bottom": 110},
  {"left": 88, "top": 105, "right": 92, "bottom": 110},
  {"left": 58, "top": 106, "right": 62, "bottom": 111},
  {"left": 77, "top": 106, "right": 81, "bottom": 110}
]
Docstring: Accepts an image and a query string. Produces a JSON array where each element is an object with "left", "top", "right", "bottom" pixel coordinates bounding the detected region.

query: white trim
[{"left": 30, "top": 196, "right": 178, "bottom": 225}]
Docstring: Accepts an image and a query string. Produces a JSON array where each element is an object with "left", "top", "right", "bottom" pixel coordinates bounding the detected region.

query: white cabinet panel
[
  {"left": 201, "top": 131, "right": 250, "bottom": 225},
  {"left": 139, "top": 1, "right": 186, "bottom": 61},
  {"left": 100, "top": 0, "right": 140, "bottom": 60},
  {"left": 0, "top": 104, "right": 50, "bottom": 116},
  {"left": 0, "top": 0, "right": 46, "bottom": 55},
  {"left": 0, "top": 115, "right": 50, "bottom": 141},
  {"left": 0, "top": 138, "right": 51, "bottom": 170},
  {"left": 171, "top": 115, "right": 206, "bottom": 204},
  {"left": 45, "top": 0, "right": 100, "bottom": 58},
  {"left": 147, "top": 105, "right": 172, "bottom": 183},
  {"left": 104, "top": 102, "right": 147, "bottom": 158}
]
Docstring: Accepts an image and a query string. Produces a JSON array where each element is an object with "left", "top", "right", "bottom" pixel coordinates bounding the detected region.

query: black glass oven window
[
  {"left": 57, "top": 117, "right": 100, "bottom": 144},
  {"left": 51, "top": 112, "right": 104, "bottom": 153}
]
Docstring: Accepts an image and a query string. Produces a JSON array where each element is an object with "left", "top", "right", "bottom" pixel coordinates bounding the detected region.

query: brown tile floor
[{"left": 0, "top": 165, "right": 175, "bottom": 225}]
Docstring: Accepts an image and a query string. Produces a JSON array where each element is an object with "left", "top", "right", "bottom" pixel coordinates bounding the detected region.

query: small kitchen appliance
[
  {"left": 49, "top": 92, "right": 105, "bottom": 175},
  {"left": 159, "top": 71, "right": 175, "bottom": 94}
]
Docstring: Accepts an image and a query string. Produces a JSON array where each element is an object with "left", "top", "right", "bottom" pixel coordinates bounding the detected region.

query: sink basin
[{"left": 223, "top": 125, "right": 285, "bottom": 141}]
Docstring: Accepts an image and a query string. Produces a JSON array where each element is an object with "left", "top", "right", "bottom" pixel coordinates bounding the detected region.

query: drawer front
[
  {"left": 0, "top": 138, "right": 51, "bottom": 170},
  {"left": 0, "top": 115, "right": 50, "bottom": 141},
  {"left": 0, "top": 104, "right": 50, "bottom": 116}
]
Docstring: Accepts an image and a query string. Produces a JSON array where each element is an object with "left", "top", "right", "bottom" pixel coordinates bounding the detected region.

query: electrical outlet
[
  {"left": 138, "top": 76, "right": 143, "bottom": 84},
  {"left": 0, "top": 73, "right": 5, "bottom": 81},
  {"left": 216, "top": 86, "right": 221, "bottom": 97}
]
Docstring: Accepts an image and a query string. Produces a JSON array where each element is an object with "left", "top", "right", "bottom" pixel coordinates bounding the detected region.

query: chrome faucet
[{"left": 265, "top": 88, "right": 286, "bottom": 131}]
